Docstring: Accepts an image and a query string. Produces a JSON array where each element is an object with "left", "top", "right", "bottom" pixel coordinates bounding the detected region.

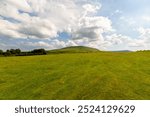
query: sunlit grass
[{"left": 0, "top": 52, "right": 150, "bottom": 99}]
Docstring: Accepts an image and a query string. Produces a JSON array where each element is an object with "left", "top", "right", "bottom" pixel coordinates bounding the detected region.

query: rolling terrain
[
  {"left": 47, "top": 46, "right": 100, "bottom": 54},
  {"left": 0, "top": 46, "right": 150, "bottom": 100}
]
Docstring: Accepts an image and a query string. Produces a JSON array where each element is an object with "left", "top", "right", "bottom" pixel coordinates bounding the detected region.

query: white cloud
[
  {"left": 82, "top": 4, "right": 101, "bottom": 15},
  {"left": 0, "top": 19, "right": 25, "bottom": 38},
  {"left": 106, "top": 34, "right": 124, "bottom": 45},
  {"left": 136, "top": 27, "right": 150, "bottom": 49},
  {"left": 120, "top": 16, "right": 136, "bottom": 26},
  {"left": 0, "top": 0, "right": 81, "bottom": 39},
  {"left": 142, "top": 16, "right": 150, "bottom": 22},
  {"left": 111, "top": 10, "right": 122, "bottom": 16},
  {"left": 0, "top": 0, "right": 31, "bottom": 22},
  {"left": 105, "top": 28, "right": 150, "bottom": 50},
  {"left": 18, "top": 39, "right": 78, "bottom": 50},
  {"left": 1, "top": 0, "right": 150, "bottom": 51},
  {"left": 0, "top": 0, "right": 101, "bottom": 40},
  {"left": 28, "top": 41, "right": 50, "bottom": 48},
  {"left": 138, "top": 27, "right": 150, "bottom": 37},
  {"left": 0, "top": 0, "right": 115, "bottom": 50},
  {"left": 72, "top": 16, "right": 112, "bottom": 42}
]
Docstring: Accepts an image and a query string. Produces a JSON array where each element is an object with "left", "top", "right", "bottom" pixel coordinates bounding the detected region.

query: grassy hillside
[
  {"left": 47, "top": 46, "right": 100, "bottom": 54},
  {"left": 0, "top": 51, "right": 150, "bottom": 100}
]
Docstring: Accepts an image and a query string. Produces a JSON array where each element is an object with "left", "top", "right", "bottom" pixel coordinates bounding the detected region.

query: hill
[
  {"left": 47, "top": 46, "right": 100, "bottom": 54},
  {"left": 111, "top": 50, "right": 132, "bottom": 52}
]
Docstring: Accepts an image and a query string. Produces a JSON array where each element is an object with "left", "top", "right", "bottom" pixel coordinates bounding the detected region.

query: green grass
[
  {"left": 47, "top": 46, "right": 100, "bottom": 54},
  {"left": 0, "top": 51, "right": 150, "bottom": 100}
]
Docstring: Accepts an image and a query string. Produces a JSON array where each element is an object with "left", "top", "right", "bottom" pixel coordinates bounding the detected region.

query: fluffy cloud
[
  {"left": 72, "top": 16, "right": 112, "bottom": 40},
  {"left": 0, "top": 0, "right": 114, "bottom": 50},
  {"left": 105, "top": 28, "right": 150, "bottom": 51},
  {"left": 0, "top": 19, "right": 25, "bottom": 38},
  {"left": 1, "top": 0, "right": 150, "bottom": 50},
  {"left": 106, "top": 34, "right": 132, "bottom": 45},
  {"left": 129, "top": 27, "right": 150, "bottom": 49},
  {"left": 0, "top": 0, "right": 83, "bottom": 39}
]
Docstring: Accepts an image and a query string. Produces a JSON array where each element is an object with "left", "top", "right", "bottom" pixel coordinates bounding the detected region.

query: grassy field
[
  {"left": 47, "top": 46, "right": 100, "bottom": 54},
  {"left": 0, "top": 51, "right": 150, "bottom": 100}
]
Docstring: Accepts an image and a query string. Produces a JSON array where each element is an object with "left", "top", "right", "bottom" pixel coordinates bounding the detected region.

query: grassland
[
  {"left": 0, "top": 50, "right": 150, "bottom": 100},
  {"left": 47, "top": 46, "right": 100, "bottom": 54}
]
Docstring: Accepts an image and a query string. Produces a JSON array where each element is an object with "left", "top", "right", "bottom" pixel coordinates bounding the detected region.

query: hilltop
[{"left": 47, "top": 46, "right": 100, "bottom": 54}]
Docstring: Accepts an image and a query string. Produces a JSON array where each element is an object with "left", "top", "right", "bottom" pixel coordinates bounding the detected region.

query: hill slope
[{"left": 47, "top": 46, "right": 100, "bottom": 54}]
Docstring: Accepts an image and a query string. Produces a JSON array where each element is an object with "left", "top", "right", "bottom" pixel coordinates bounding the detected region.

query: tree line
[{"left": 0, "top": 49, "right": 47, "bottom": 56}]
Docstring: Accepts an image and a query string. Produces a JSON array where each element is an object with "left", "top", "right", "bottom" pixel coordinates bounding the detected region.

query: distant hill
[
  {"left": 47, "top": 46, "right": 100, "bottom": 54},
  {"left": 111, "top": 50, "right": 132, "bottom": 52}
]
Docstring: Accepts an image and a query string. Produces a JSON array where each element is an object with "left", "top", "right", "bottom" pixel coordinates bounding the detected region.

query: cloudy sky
[{"left": 0, "top": 0, "right": 150, "bottom": 51}]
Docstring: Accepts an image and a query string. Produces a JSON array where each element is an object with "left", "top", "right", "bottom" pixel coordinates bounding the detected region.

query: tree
[
  {"left": 0, "top": 50, "right": 3, "bottom": 55},
  {"left": 31, "top": 49, "right": 47, "bottom": 55},
  {"left": 15, "top": 49, "right": 21, "bottom": 54},
  {"left": 4, "top": 50, "right": 11, "bottom": 56},
  {"left": 10, "top": 49, "right": 16, "bottom": 54}
]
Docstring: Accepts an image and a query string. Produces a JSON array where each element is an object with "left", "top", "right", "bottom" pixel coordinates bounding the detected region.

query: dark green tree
[
  {"left": 4, "top": 50, "right": 11, "bottom": 56},
  {"left": 15, "top": 49, "right": 21, "bottom": 54},
  {"left": 10, "top": 49, "right": 16, "bottom": 54},
  {"left": 31, "top": 49, "right": 47, "bottom": 55},
  {"left": 0, "top": 50, "right": 3, "bottom": 55}
]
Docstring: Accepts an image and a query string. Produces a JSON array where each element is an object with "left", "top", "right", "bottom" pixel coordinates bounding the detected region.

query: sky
[{"left": 0, "top": 0, "right": 150, "bottom": 51}]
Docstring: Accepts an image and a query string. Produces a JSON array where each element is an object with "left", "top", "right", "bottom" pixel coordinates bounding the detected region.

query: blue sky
[
  {"left": 0, "top": 0, "right": 150, "bottom": 51},
  {"left": 100, "top": 0, "right": 150, "bottom": 37}
]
